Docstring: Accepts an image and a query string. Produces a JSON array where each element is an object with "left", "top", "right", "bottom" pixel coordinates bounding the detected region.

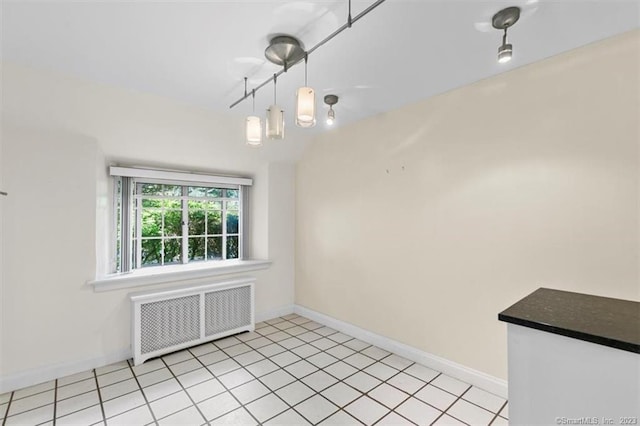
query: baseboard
[
  {"left": 0, "top": 348, "right": 132, "bottom": 394},
  {"left": 294, "top": 304, "right": 508, "bottom": 398},
  {"left": 255, "top": 304, "right": 294, "bottom": 323}
]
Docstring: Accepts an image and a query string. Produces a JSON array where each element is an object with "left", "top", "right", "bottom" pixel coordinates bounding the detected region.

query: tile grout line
[
  {"left": 126, "top": 360, "right": 159, "bottom": 425},
  {"left": 52, "top": 379, "right": 58, "bottom": 426},
  {"left": 488, "top": 400, "right": 509, "bottom": 425},
  {"left": 1, "top": 392, "right": 13, "bottom": 426},
  {"left": 92, "top": 369, "right": 107, "bottom": 425},
  {"left": 156, "top": 357, "right": 210, "bottom": 425},
  {"left": 430, "top": 384, "right": 473, "bottom": 425}
]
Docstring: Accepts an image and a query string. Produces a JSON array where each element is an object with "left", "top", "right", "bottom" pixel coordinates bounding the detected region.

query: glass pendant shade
[
  {"left": 266, "top": 105, "right": 285, "bottom": 140},
  {"left": 326, "top": 107, "right": 335, "bottom": 125},
  {"left": 245, "top": 115, "right": 263, "bottom": 146},
  {"left": 295, "top": 87, "right": 316, "bottom": 128},
  {"left": 498, "top": 43, "right": 513, "bottom": 63}
]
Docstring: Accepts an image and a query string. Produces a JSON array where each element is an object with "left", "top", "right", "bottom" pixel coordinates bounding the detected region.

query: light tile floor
[{"left": 0, "top": 314, "right": 508, "bottom": 425}]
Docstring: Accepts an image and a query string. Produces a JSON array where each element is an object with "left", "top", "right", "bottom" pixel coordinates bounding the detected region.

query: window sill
[{"left": 88, "top": 259, "right": 272, "bottom": 292}]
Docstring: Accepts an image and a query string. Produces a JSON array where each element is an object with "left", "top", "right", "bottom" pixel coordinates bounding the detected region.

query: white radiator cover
[{"left": 130, "top": 277, "right": 255, "bottom": 365}]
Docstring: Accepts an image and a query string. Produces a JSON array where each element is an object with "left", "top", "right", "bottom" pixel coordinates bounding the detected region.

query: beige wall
[
  {"left": 296, "top": 31, "right": 640, "bottom": 380},
  {"left": 0, "top": 63, "right": 297, "bottom": 387}
]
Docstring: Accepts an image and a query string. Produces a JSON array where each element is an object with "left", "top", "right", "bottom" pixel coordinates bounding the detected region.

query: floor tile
[
  {"left": 278, "top": 337, "right": 305, "bottom": 349},
  {"left": 499, "top": 402, "right": 509, "bottom": 418},
  {"left": 275, "top": 381, "right": 315, "bottom": 406},
  {"left": 256, "top": 325, "right": 279, "bottom": 336},
  {"left": 388, "top": 372, "right": 427, "bottom": 394},
  {"left": 214, "top": 336, "right": 243, "bottom": 350},
  {"left": 178, "top": 367, "right": 215, "bottom": 388},
  {"left": 404, "top": 364, "right": 439, "bottom": 383},
  {"left": 301, "top": 321, "right": 323, "bottom": 331},
  {"left": 297, "top": 331, "right": 322, "bottom": 343},
  {"left": 234, "top": 350, "right": 265, "bottom": 366},
  {"left": 100, "top": 378, "right": 139, "bottom": 401},
  {"left": 12, "top": 381, "right": 54, "bottom": 400},
  {"left": 321, "top": 382, "right": 361, "bottom": 407},
  {"left": 344, "top": 395, "right": 389, "bottom": 425},
  {"left": 106, "top": 404, "right": 154, "bottom": 425},
  {"left": 264, "top": 408, "right": 312, "bottom": 425},
  {"left": 218, "top": 368, "right": 254, "bottom": 389},
  {"left": 244, "top": 393, "right": 288, "bottom": 423},
  {"left": 57, "top": 370, "right": 95, "bottom": 387},
  {"left": 198, "top": 350, "right": 229, "bottom": 366},
  {"left": 446, "top": 399, "right": 495, "bottom": 425},
  {"left": 286, "top": 326, "right": 307, "bottom": 336},
  {"left": 294, "top": 394, "right": 339, "bottom": 424},
  {"left": 284, "top": 360, "right": 318, "bottom": 379},
  {"left": 343, "top": 339, "right": 371, "bottom": 351},
  {"left": 257, "top": 343, "right": 287, "bottom": 357},
  {"left": 381, "top": 354, "right": 414, "bottom": 371},
  {"left": 377, "top": 411, "right": 416, "bottom": 425},
  {"left": 270, "top": 351, "right": 302, "bottom": 368},
  {"left": 55, "top": 404, "right": 103, "bottom": 426},
  {"left": 344, "top": 371, "right": 381, "bottom": 393},
  {"left": 301, "top": 370, "right": 338, "bottom": 392},
  {"left": 263, "top": 332, "right": 290, "bottom": 343},
  {"left": 307, "top": 352, "right": 338, "bottom": 369},
  {"left": 462, "top": 386, "right": 506, "bottom": 413},
  {"left": 4, "top": 404, "right": 53, "bottom": 425},
  {"left": 198, "top": 391, "right": 240, "bottom": 421},
  {"left": 143, "top": 377, "right": 183, "bottom": 402},
  {"left": 325, "top": 345, "right": 355, "bottom": 360},
  {"left": 56, "top": 390, "right": 100, "bottom": 417},
  {"left": 224, "top": 343, "right": 253, "bottom": 357},
  {"left": 57, "top": 377, "right": 97, "bottom": 400},
  {"left": 433, "top": 414, "right": 467, "bottom": 425},
  {"left": 368, "top": 383, "right": 409, "bottom": 409},
  {"left": 149, "top": 390, "right": 193, "bottom": 420},
  {"left": 414, "top": 384, "right": 457, "bottom": 411},
  {"left": 314, "top": 327, "right": 338, "bottom": 337},
  {"left": 230, "top": 380, "right": 271, "bottom": 404},
  {"left": 245, "top": 359, "right": 279, "bottom": 378},
  {"left": 364, "top": 362, "right": 398, "bottom": 381},
  {"left": 0, "top": 393, "right": 11, "bottom": 405},
  {"left": 0, "top": 402, "right": 7, "bottom": 420},
  {"left": 210, "top": 407, "right": 257, "bottom": 425},
  {"left": 131, "top": 358, "right": 165, "bottom": 376},
  {"left": 136, "top": 367, "right": 172, "bottom": 388},
  {"left": 291, "top": 344, "right": 321, "bottom": 358},
  {"left": 344, "top": 353, "right": 376, "bottom": 369},
  {"left": 264, "top": 318, "right": 285, "bottom": 325},
  {"left": 317, "top": 410, "right": 360, "bottom": 425},
  {"left": 208, "top": 358, "right": 241, "bottom": 376},
  {"left": 323, "top": 361, "right": 358, "bottom": 380},
  {"left": 274, "top": 321, "right": 297, "bottom": 331},
  {"left": 361, "top": 346, "right": 391, "bottom": 360},
  {"left": 7, "top": 389, "right": 54, "bottom": 415},
  {"left": 258, "top": 369, "right": 296, "bottom": 391},
  {"left": 237, "top": 331, "right": 263, "bottom": 342},
  {"left": 186, "top": 378, "right": 226, "bottom": 403},
  {"left": 491, "top": 415, "right": 509, "bottom": 425},
  {"left": 395, "top": 397, "right": 442, "bottom": 426},
  {"left": 102, "top": 390, "right": 145, "bottom": 419},
  {"left": 328, "top": 333, "right": 352, "bottom": 344},
  {"left": 162, "top": 350, "right": 193, "bottom": 365},
  {"left": 169, "top": 358, "right": 202, "bottom": 376},
  {"left": 158, "top": 406, "right": 206, "bottom": 426},
  {"left": 95, "top": 362, "right": 129, "bottom": 376},
  {"left": 431, "top": 374, "right": 470, "bottom": 396},
  {"left": 290, "top": 316, "right": 311, "bottom": 325},
  {"left": 189, "top": 342, "right": 218, "bottom": 357},
  {"left": 246, "top": 337, "right": 272, "bottom": 349}
]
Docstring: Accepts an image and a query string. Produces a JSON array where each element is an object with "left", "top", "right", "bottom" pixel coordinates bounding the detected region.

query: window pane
[
  {"left": 188, "top": 200, "right": 206, "bottom": 210},
  {"left": 142, "top": 199, "right": 162, "bottom": 208},
  {"left": 207, "top": 210, "right": 222, "bottom": 234},
  {"left": 207, "top": 237, "right": 223, "bottom": 260},
  {"left": 226, "top": 211, "right": 239, "bottom": 234},
  {"left": 163, "top": 185, "right": 182, "bottom": 197},
  {"left": 163, "top": 238, "right": 182, "bottom": 264},
  {"left": 141, "top": 239, "right": 161, "bottom": 266},
  {"left": 226, "top": 201, "right": 239, "bottom": 210},
  {"left": 226, "top": 189, "right": 239, "bottom": 199},
  {"left": 227, "top": 236, "right": 239, "bottom": 259},
  {"left": 189, "top": 209, "right": 206, "bottom": 236},
  {"left": 141, "top": 210, "right": 162, "bottom": 237},
  {"left": 162, "top": 199, "right": 181, "bottom": 210},
  {"left": 188, "top": 237, "right": 205, "bottom": 261},
  {"left": 207, "top": 188, "right": 223, "bottom": 198},
  {"left": 188, "top": 186, "right": 207, "bottom": 197},
  {"left": 141, "top": 184, "right": 162, "bottom": 195},
  {"left": 164, "top": 210, "right": 182, "bottom": 236},
  {"left": 205, "top": 201, "right": 222, "bottom": 211}
]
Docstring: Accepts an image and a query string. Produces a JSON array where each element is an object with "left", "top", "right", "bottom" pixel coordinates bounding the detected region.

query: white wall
[
  {"left": 295, "top": 30, "right": 640, "bottom": 380},
  {"left": 0, "top": 62, "right": 298, "bottom": 390}
]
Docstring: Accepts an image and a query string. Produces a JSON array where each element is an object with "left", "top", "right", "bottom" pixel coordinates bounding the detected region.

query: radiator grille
[
  {"left": 140, "top": 295, "right": 200, "bottom": 354},
  {"left": 205, "top": 286, "right": 252, "bottom": 336}
]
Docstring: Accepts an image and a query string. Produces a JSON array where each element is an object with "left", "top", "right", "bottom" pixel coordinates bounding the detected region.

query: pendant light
[
  {"left": 296, "top": 53, "right": 316, "bottom": 128},
  {"left": 245, "top": 85, "right": 262, "bottom": 147},
  {"left": 266, "top": 74, "right": 285, "bottom": 140},
  {"left": 492, "top": 7, "right": 520, "bottom": 64},
  {"left": 324, "top": 94, "right": 338, "bottom": 126}
]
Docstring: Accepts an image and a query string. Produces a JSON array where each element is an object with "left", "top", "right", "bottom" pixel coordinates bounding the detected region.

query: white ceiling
[{"left": 1, "top": 0, "right": 639, "bottom": 131}]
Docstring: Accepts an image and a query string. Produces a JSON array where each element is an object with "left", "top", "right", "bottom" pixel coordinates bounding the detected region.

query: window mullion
[
  {"left": 181, "top": 186, "right": 189, "bottom": 264},
  {"left": 135, "top": 184, "right": 142, "bottom": 269},
  {"left": 222, "top": 193, "right": 228, "bottom": 260}
]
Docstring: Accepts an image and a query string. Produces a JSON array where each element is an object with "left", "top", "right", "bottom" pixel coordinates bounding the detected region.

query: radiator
[{"left": 130, "top": 278, "right": 254, "bottom": 365}]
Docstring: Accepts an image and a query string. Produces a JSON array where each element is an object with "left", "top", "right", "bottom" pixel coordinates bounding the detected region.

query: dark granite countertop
[{"left": 499, "top": 288, "right": 640, "bottom": 354}]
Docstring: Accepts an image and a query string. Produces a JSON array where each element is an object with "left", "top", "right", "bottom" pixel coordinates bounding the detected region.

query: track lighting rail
[{"left": 229, "top": 0, "right": 387, "bottom": 109}]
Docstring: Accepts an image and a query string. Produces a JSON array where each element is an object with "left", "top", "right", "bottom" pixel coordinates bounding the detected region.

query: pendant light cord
[
  {"left": 273, "top": 74, "right": 277, "bottom": 103},
  {"left": 304, "top": 53, "right": 308, "bottom": 86},
  {"left": 348, "top": 0, "right": 352, "bottom": 28},
  {"left": 252, "top": 89, "right": 256, "bottom": 113},
  {"left": 502, "top": 28, "right": 508, "bottom": 45}
]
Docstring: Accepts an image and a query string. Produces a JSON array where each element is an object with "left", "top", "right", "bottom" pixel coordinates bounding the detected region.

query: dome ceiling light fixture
[
  {"left": 324, "top": 94, "right": 338, "bottom": 125},
  {"left": 230, "top": 0, "right": 388, "bottom": 144},
  {"left": 492, "top": 6, "right": 520, "bottom": 64}
]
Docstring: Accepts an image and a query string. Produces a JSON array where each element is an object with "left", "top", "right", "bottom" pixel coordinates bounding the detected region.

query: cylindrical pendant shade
[
  {"left": 245, "top": 115, "right": 262, "bottom": 146},
  {"left": 295, "top": 87, "right": 316, "bottom": 128},
  {"left": 266, "top": 105, "right": 285, "bottom": 140}
]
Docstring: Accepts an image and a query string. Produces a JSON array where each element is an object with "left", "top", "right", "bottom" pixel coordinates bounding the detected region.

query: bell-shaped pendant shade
[
  {"left": 245, "top": 115, "right": 263, "bottom": 146},
  {"left": 266, "top": 105, "right": 285, "bottom": 140},
  {"left": 295, "top": 87, "right": 316, "bottom": 128}
]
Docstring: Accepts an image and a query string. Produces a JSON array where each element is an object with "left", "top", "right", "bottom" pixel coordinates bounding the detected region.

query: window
[{"left": 111, "top": 167, "right": 252, "bottom": 273}]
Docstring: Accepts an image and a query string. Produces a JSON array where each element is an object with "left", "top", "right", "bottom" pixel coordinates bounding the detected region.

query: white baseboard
[
  {"left": 0, "top": 348, "right": 132, "bottom": 394},
  {"left": 255, "top": 304, "right": 294, "bottom": 323},
  {"left": 294, "top": 304, "right": 508, "bottom": 398}
]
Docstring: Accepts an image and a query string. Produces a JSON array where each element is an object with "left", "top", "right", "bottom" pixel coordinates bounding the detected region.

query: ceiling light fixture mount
[
  {"left": 492, "top": 6, "right": 520, "bottom": 64},
  {"left": 264, "top": 35, "right": 306, "bottom": 69}
]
